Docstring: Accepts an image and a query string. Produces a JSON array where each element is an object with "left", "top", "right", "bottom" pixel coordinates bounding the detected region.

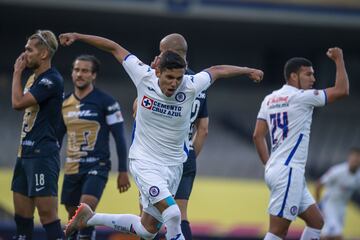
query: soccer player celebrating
[
  {"left": 58, "top": 54, "right": 130, "bottom": 240},
  {"left": 59, "top": 32, "right": 263, "bottom": 240},
  {"left": 253, "top": 47, "right": 349, "bottom": 240},
  {"left": 11, "top": 30, "right": 64, "bottom": 239},
  {"left": 315, "top": 148, "right": 360, "bottom": 240},
  {"left": 138, "top": 33, "right": 209, "bottom": 240}
]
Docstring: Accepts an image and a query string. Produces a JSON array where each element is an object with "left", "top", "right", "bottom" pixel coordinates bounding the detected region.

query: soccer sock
[
  {"left": 300, "top": 226, "right": 321, "bottom": 240},
  {"left": 181, "top": 220, "right": 192, "bottom": 240},
  {"left": 79, "top": 226, "right": 96, "bottom": 239},
  {"left": 43, "top": 219, "right": 64, "bottom": 240},
  {"left": 162, "top": 205, "right": 184, "bottom": 240},
  {"left": 264, "top": 232, "right": 282, "bottom": 240},
  {"left": 14, "top": 214, "right": 34, "bottom": 240},
  {"left": 87, "top": 213, "right": 156, "bottom": 240}
]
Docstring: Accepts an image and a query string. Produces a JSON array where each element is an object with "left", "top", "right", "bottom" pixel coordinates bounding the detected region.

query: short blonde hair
[{"left": 29, "top": 30, "right": 58, "bottom": 58}]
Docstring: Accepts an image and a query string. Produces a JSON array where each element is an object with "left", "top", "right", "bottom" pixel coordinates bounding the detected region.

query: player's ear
[
  {"left": 155, "top": 67, "right": 161, "bottom": 78},
  {"left": 290, "top": 72, "right": 298, "bottom": 81}
]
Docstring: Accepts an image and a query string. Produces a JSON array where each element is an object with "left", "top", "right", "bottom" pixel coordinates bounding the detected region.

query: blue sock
[
  {"left": 79, "top": 226, "right": 95, "bottom": 239},
  {"left": 43, "top": 219, "right": 64, "bottom": 240},
  {"left": 181, "top": 220, "right": 192, "bottom": 240},
  {"left": 14, "top": 214, "right": 34, "bottom": 240}
]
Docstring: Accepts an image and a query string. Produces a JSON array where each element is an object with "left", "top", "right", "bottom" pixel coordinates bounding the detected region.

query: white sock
[
  {"left": 162, "top": 205, "right": 184, "bottom": 240},
  {"left": 300, "top": 226, "right": 321, "bottom": 240},
  {"left": 264, "top": 232, "right": 282, "bottom": 240},
  {"left": 87, "top": 213, "right": 156, "bottom": 240}
]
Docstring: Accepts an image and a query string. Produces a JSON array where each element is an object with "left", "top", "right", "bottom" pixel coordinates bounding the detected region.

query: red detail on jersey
[{"left": 141, "top": 96, "right": 154, "bottom": 110}]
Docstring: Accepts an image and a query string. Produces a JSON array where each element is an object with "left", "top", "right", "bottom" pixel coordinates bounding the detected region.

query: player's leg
[
  {"left": 175, "top": 154, "right": 196, "bottom": 240},
  {"left": 264, "top": 167, "right": 302, "bottom": 239},
  {"left": 11, "top": 157, "right": 36, "bottom": 240},
  {"left": 32, "top": 155, "right": 64, "bottom": 239},
  {"left": 77, "top": 172, "right": 108, "bottom": 240},
  {"left": 61, "top": 173, "right": 83, "bottom": 239},
  {"left": 320, "top": 202, "right": 343, "bottom": 240},
  {"left": 298, "top": 184, "right": 324, "bottom": 240}
]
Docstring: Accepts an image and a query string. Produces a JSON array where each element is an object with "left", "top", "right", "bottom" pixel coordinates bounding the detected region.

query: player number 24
[{"left": 270, "top": 112, "right": 289, "bottom": 144}]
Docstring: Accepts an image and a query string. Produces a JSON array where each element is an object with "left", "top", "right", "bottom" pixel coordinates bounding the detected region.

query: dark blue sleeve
[
  {"left": 197, "top": 93, "right": 208, "bottom": 118},
  {"left": 57, "top": 114, "right": 67, "bottom": 148},
  {"left": 29, "top": 76, "right": 60, "bottom": 104},
  {"left": 109, "top": 122, "right": 128, "bottom": 171}
]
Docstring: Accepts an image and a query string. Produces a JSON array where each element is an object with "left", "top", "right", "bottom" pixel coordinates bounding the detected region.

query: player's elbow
[{"left": 12, "top": 102, "right": 24, "bottom": 111}]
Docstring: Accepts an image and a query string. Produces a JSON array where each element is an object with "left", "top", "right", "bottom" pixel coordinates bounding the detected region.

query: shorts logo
[
  {"left": 290, "top": 206, "right": 298, "bottom": 216},
  {"left": 175, "top": 92, "right": 186, "bottom": 102},
  {"left": 149, "top": 186, "right": 160, "bottom": 197},
  {"left": 141, "top": 96, "right": 154, "bottom": 110}
]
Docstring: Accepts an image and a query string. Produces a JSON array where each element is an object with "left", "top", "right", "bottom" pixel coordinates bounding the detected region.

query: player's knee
[
  {"left": 162, "top": 204, "right": 181, "bottom": 225},
  {"left": 38, "top": 208, "right": 57, "bottom": 224},
  {"left": 138, "top": 223, "right": 158, "bottom": 240}
]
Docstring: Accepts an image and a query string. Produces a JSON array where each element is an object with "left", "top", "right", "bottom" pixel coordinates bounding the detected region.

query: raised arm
[
  {"left": 325, "top": 47, "right": 350, "bottom": 104},
  {"left": 204, "top": 65, "right": 263, "bottom": 83},
  {"left": 253, "top": 119, "right": 270, "bottom": 165},
  {"left": 59, "top": 33, "right": 130, "bottom": 63}
]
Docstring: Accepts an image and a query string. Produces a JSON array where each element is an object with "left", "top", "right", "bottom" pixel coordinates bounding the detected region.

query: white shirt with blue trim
[
  {"left": 257, "top": 84, "right": 327, "bottom": 172},
  {"left": 123, "top": 54, "right": 211, "bottom": 166}
]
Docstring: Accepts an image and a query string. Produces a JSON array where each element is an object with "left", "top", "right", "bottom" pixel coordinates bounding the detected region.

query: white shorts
[
  {"left": 129, "top": 158, "right": 183, "bottom": 222},
  {"left": 265, "top": 165, "right": 315, "bottom": 221},
  {"left": 321, "top": 200, "right": 345, "bottom": 237}
]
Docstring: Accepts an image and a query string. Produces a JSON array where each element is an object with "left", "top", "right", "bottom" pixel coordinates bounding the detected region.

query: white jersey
[
  {"left": 257, "top": 85, "right": 327, "bottom": 172},
  {"left": 123, "top": 54, "right": 212, "bottom": 166},
  {"left": 320, "top": 162, "right": 360, "bottom": 205}
]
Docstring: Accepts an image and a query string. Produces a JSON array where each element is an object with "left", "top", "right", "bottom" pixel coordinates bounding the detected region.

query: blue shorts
[
  {"left": 61, "top": 168, "right": 108, "bottom": 206},
  {"left": 175, "top": 150, "right": 197, "bottom": 200},
  {"left": 11, "top": 155, "right": 60, "bottom": 197}
]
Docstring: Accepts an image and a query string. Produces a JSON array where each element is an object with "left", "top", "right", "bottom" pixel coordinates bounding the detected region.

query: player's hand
[
  {"left": 248, "top": 69, "right": 264, "bottom": 83},
  {"left": 117, "top": 171, "right": 131, "bottom": 193},
  {"left": 14, "top": 52, "right": 27, "bottom": 73},
  {"left": 59, "top": 33, "right": 77, "bottom": 46},
  {"left": 326, "top": 47, "right": 343, "bottom": 62}
]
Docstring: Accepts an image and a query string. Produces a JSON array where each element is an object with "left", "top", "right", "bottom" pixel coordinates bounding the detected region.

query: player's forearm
[
  {"left": 207, "top": 65, "right": 254, "bottom": 82},
  {"left": 333, "top": 58, "right": 349, "bottom": 97},
  {"left": 192, "top": 129, "right": 208, "bottom": 157},
  {"left": 12, "top": 71, "right": 24, "bottom": 110},
  {"left": 74, "top": 33, "right": 129, "bottom": 62},
  {"left": 253, "top": 137, "right": 269, "bottom": 165}
]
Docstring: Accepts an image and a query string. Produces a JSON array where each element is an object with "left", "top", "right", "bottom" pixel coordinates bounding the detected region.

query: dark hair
[
  {"left": 349, "top": 147, "right": 360, "bottom": 155},
  {"left": 284, "top": 57, "right": 312, "bottom": 81},
  {"left": 158, "top": 50, "right": 186, "bottom": 72},
  {"left": 73, "top": 54, "right": 101, "bottom": 74}
]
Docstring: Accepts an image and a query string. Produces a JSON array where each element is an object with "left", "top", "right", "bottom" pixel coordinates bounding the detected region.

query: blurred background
[{"left": 0, "top": 0, "right": 359, "bottom": 239}]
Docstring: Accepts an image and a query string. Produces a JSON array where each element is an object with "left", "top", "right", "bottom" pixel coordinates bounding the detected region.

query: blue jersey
[
  {"left": 186, "top": 69, "right": 208, "bottom": 151},
  {"left": 18, "top": 68, "right": 64, "bottom": 158},
  {"left": 59, "top": 88, "right": 127, "bottom": 175}
]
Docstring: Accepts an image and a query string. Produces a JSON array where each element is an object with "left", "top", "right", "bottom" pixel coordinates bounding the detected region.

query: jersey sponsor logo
[
  {"left": 107, "top": 102, "right": 120, "bottom": 111},
  {"left": 175, "top": 92, "right": 186, "bottom": 102},
  {"left": 39, "top": 78, "right": 53, "bottom": 88},
  {"left": 22, "top": 140, "right": 35, "bottom": 146},
  {"left": 149, "top": 186, "right": 160, "bottom": 197},
  {"left": 290, "top": 206, "right": 298, "bottom": 216},
  {"left": 142, "top": 96, "right": 183, "bottom": 117},
  {"left": 66, "top": 110, "right": 98, "bottom": 118}
]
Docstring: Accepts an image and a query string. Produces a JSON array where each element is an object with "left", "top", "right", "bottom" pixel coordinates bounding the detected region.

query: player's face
[
  {"left": 298, "top": 66, "right": 316, "bottom": 90},
  {"left": 348, "top": 153, "right": 360, "bottom": 172},
  {"left": 72, "top": 60, "right": 96, "bottom": 90},
  {"left": 24, "top": 39, "right": 44, "bottom": 70},
  {"left": 157, "top": 68, "right": 185, "bottom": 97}
]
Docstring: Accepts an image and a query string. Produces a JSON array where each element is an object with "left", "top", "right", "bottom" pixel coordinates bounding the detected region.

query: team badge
[
  {"left": 141, "top": 96, "right": 154, "bottom": 110},
  {"left": 290, "top": 206, "right": 298, "bottom": 216},
  {"left": 39, "top": 78, "right": 53, "bottom": 88},
  {"left": 175, "top": 92, "right": 186, "bottom": 102},
  {"left": 149, "top": 186, "right": 160, "bottom": 197}
]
